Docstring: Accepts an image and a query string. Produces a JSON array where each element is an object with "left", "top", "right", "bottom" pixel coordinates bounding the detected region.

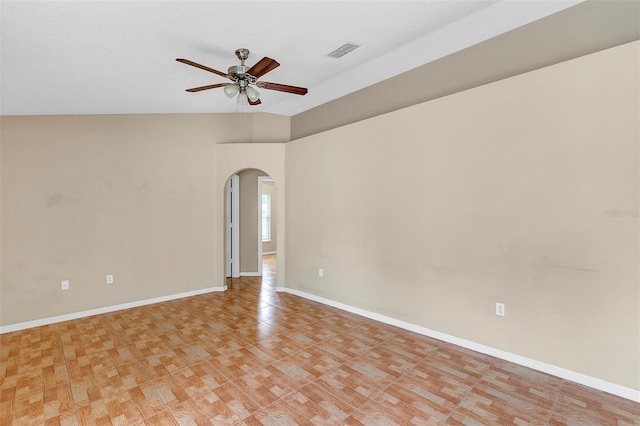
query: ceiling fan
[{"left": 176, "top": 48, "right": 308, "bottom": 106}]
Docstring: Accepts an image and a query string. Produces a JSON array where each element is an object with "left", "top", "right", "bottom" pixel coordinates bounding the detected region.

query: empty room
[{"left": 1, "top": 0, "right": 638, "bottom": 424}]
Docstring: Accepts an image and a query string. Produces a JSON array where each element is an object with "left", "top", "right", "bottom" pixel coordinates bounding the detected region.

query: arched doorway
[{"left": 224, "top": 168, "right": 278, "bottom": 281}]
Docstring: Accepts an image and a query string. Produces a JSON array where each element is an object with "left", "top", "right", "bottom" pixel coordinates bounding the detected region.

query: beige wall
[
  {"left": 252, "top": 113, "right": 291, "bottom": 143},
  {"left": 262, "top": 181, "right": 277, "bottom": 254},
  {"left": 285, "top": 41, "right": 639, "bottom": 389},
  {"left": 0, "top": 113, "right": 288, "bottom": 326}
]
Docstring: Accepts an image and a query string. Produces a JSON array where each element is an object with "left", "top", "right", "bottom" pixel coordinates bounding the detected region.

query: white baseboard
[
  {"left": 276, "top": 287, "right": 640, "bottom": 403},
  {"left": 240, "top": 272, "right": 262, "bottom": 277},
  {"left": 262, "top": 251, "right": 277, "bottom": 255},
  {"left": 0, "top": 286, "right": 227, "bottom": 334}
]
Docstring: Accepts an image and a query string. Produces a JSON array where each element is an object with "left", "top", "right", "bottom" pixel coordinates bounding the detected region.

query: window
[{"left": 262, "top": 193, "right": 271, "bottom": 241}]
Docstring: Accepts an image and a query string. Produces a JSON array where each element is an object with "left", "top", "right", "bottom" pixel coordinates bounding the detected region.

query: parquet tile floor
[{"left": 1, "top": 254, "right": 638, "bottom": 425}]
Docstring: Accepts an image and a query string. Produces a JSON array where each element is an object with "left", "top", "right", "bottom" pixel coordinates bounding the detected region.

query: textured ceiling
[{"left": 1, "top": 1, "right": 583, "bottom": 116}]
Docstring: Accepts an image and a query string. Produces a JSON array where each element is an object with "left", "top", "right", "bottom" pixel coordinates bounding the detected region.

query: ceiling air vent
[{"left": 327, "top": 42, "right": 360, "bottom": 58}]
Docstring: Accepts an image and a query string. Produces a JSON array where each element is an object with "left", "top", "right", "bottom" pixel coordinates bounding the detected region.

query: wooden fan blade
[
  {"left": 247, "top": 57, "right": 280, "bottom": 78},
  {"left": 185, "top": 83, "right": 227, "bottom": 92},
  {"left": 258, "top": 82, "right": 308, "bottom": 95},
  {"left": 176, "top": 58, "right": 229, "bottom": 78},
  {"left": 248, "top": 98, "right": 262, "bottom": 106}
]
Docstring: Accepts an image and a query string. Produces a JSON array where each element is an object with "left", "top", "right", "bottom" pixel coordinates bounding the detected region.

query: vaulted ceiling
[{"left": 1, "top": 0, "right": 604, "bottom": 117}]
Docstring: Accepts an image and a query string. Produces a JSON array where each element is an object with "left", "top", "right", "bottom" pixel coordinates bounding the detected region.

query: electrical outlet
[
  {"left": 106, "top": 274, "right": 114, "bottom": 284},
  {"left": 61, "top": 280, "right": 70, "bottom": 291},
  {"left": 496, "top": 302, "right": 505, "bottom": 316},
  {"left": 318, "top": 268, "right": 323, "bottom": 278}
]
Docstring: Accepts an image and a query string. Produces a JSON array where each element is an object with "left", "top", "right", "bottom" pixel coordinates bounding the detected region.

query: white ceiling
[{"left": 1, "top": 0, "right": 583, "bottom": 117}]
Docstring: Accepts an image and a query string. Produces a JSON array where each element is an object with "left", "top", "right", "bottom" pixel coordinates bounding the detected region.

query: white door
[{"left": 225, "top": 175, "right": 240, "bottom": 278}]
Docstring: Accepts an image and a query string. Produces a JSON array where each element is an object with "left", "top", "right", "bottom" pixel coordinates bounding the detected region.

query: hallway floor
[{"left": 1, "top": 254, "right": 638, "bottom": 425}]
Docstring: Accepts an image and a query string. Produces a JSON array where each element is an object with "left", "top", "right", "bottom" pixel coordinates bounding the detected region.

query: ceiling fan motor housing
[
  {"left": 228, "top": 65, "right": 257, "bottom": 85},
  {"left": 228, "top": 65, "right": 249, "bottom": 77}
]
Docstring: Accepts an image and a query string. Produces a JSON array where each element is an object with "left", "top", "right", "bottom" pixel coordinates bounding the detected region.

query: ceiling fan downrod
[{"left": 228, "top": 48, "right": 256, "bottom": 84}]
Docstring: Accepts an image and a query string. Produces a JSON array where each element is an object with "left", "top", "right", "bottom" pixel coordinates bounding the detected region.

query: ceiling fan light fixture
[
  {"left": 245, "top": 86, "right": 260, "bottom": 102},
  {"left": 237, "top": 92, "right": 249, "bottom": 106},
  {"left": 223, "top": 84, "right": 239, "bottom": 98}
]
